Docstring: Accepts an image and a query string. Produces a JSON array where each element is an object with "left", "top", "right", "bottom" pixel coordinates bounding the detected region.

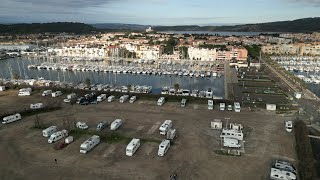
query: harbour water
[
  {"left": 0, "top": 58, "right": 225, "bottom": 97},
  {"left": 160, "top": 31, "right": 279, "bottom": 36}
]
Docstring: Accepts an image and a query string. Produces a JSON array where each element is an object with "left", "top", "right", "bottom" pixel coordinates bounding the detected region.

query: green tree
[{"left": 179, "top": 46, "right": 189, "bottom": 59}]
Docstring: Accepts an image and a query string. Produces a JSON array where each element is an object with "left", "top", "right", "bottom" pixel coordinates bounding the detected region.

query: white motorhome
[
  {"left": 42, "top": 90, "right": 52, "bottom": 96},
  {"left": 97, "top": 94, "right": 106, "bottom": 102},
  {"left": 107, "top": 95, "right": 115, "bottom": 102},
  {"left": 119, "top": 95, "right": 129, "bottom": 103},
  {"left": 129, "top": 96, "right": 137, "bottom": 103},
  {"left": 181, "top": 99, "right": 187, "bottom": 107},
  {"left": 158, "top": 139, "right": 170, "bottom": 156},
  {"left": 42, "top": 126, "right": 57, "bottom": 137},
  {"left": 30, "top": 103, "right": 44, "bottom": 109},
  {"left": 52, "top": 91, "right": 63, "bottom": 97},
  {"left": 18, "top": 88, "right": 32, "bottom": 96},
  {"left": 273, "top": 160, "right": 297, "bottom": 174},
  {"left": 0, "top": 86, "right": 6, "bottom": 91},
  {"left": 285, "top": 120, "right": 293, "bottom": 133},
  {"left": 270, "top": 168, "right": 296, "bottom": 180},
  {"left": 159, "top": 120, "right": 173, "bottom": 135},
  {"left": 126, "top": 138, "right": 140, "bottom": 156},
  {"left": 157, "top": 97, "right": 165, "bottom": 106},
  {"left": 208, "top": 100, "right": 214, "bottom": 110},
  {"left": 223, "top": 138, "right": 241, "bottom": 148},
  {"left": 110, "top": 119, "right": 122, "bottom": 130},
  {"left": 166, "top": 128, "right": 176, "bottom": 140},
  {"left": 234, "top": 102, "right": 241, "bottom": 112},
  {"left": 80, "top": 135, "right": 100, "bottom": 153},
  {"left": 2, "top": 113, "right": 21, "bottom": 124},
  {"left": 67, "top": 93, "right": 76, "bottom": 100},
  {"left": 205, "top": 89, "right": 213, "bottom": 98},
  {"left": 220, "top": 129, "right": 243, "bottom": 141},
  {"left": 48, "top": 129, "right": 68, "bottom": 143},
  {"left": 220, "top": 103, "right": 225, "bottom": 111}
]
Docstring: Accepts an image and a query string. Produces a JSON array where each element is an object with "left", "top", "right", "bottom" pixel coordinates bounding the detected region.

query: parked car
[{"left": 76, "top": 122, "right": 89, "bottom": 130}]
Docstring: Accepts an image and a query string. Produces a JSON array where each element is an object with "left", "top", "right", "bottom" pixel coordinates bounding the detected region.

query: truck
[
  {"left": 30, "top": 103, "right": 44, "bottom": 109},
  {"left": 159, "top": 120, "right": 173, "bottom": 135},
  {"left": 96, "top": 121, "right": 108, "bottom": 131},
  {"left": 219, "top": 103, "right": 225, "bottom": 111},
  {"left": 110, "top": 119, "right": 122, "bottom": 130},
  {"left": 48, "top": 129, "right": 68, "bottom": 143},
  {"left": 157, "top": 97, "right": 165, "bottom": 106},
  {"left": 42, "top": 90, "right": 52, "bottom": 96},
  {"left": 97, "top": 94, "right": 107, "bottom": 102},
  {"left": 52, "top": 91, "right": 63, "bottom": 97},
  {"left": 126, "top": 138, "right": 140, "bottom": 156},
  {"left": 2, "top": 113, "right": 21, "bottom": 124},
  {"left": 158, "top": 139, "right": 170, "bottom": 156},
  {"left": 80, "top": 135, "right": 100, "bottom": 153},
  {"left": 119, "top": 95, "right": 129, "bottom": 103},
  {"left": 42, "top": 126, "right": 57, "bottom": 137}
]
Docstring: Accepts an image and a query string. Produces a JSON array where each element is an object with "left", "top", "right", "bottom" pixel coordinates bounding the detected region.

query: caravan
[
  {"left": 48, "top": 129, "right": 68, "bottom": 143},
  {"left": 107, "top": 95, "right": 115, "bottom": 102},
  {"left": 2, "top": 113, "right": 21, "bottom": 124},
  {"left": 18, "top": 88, "right": 32, "bottom": 96},
  {"left": 52, "top": 91, "right": 63, "bottom": 97},
  {"left": 223, "top": 138, "right": 241, "bottom": 148},
  {"left": 220, "top": 129, "right": 243, "bottom": 141},
  {"left": 110, "top": 119, "right": 122, "bottom": 130},
  {"left": 97, "top": 94, "right": 106, "bottom": 102},
  {"left": 42, "top": 90, "right": 52, "bottom": 96},
  {"left": 273, "top": 160, "right": 297, "bottom": 174},
  {"left": 119, "top": 95, "right": 129, "bottom": 103},
  {"left": 234, "top": 102, "right": 241, "bottom": 112},
  {"left": 159, "top": 120, "right": 173, "bottom": 135},
  {"left": 42, "top": 126, "right": 57, "bottom": 137},
  {"left": 181, "top": 99, "right": 187, "bottom": 107},
  {"left": 129, "top": 96, "right": 137, "bottom": 103},
  {"left": 30, "top": 103, "right": 44, "bottom": 109},
  {"left": 80, "top": 135, "right": 100, "bottom": 153},
  {"left": 126, "top": 138, "right": 140, "bottom": 156},
  {"left": 158, "top": 139, "right": 171, "bottom": 156},
  {"left": 157, "top": 97, "right": 165, "bottom": 106}
]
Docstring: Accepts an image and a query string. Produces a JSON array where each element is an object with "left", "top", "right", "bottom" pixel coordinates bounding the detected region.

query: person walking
[{"left": 54, "top": 159, "right": 57, "bottom": 164}]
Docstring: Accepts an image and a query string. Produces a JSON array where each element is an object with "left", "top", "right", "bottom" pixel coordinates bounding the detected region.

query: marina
[{"left": 0, "top": 58, "right": 225, "bottom": 97}]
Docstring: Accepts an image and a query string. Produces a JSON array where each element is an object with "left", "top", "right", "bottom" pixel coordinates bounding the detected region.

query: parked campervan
[
  {"left": 157, "top": 97, "right": 165, "bottom": 106},
  {"left": 30, "top": 103, "right": 44, "bottom": 109},
  {"left": 208, "top": 100, "right": 214, "bottom": 110},
  {"left": 42, "top": 126, "right": 57, "bottom": 137},
  {"left": 166, "top": 128, "right": 176, "bottom": 140},
  {"left": 80, "top": 135, "right": 100, "bottom": 153},
  {"left": 76, "top": 122, "right": 89, "bottom": 130},
  {"left": 107, "top": 95, "right": 115, "bottom": 102},
  {"left": 126, "top": 138, "right": 140, "bottom": 156},
  {"left": 159, "top": 120, "right": 173, "bottom": 135},
  {"left": 273, "top": 160, "right": 297, "bottom": 174},
  {"left": 52, "top": 91, "right": 63, "bottom": 97},
  {"left": 18, "top": 88, "right": 32, "bottom": 96},
  {"left": 129, "top": 96, "right": 137, "bottom": 103},
  {"left": 96, "top": 121, "right": 108, "bottom": 131},
  {"left": 48, "top": 129, "right": 68, "bottom": 143},
  {"left": 285, "top": 120, "right": 293, "bottom": 132},
  {"left": 220, "top": 103, "right": 225, "bottom": 111},
  {"left": 2, "top": 113, "right": 21, "bottom": 124},
  {"left": 220, "top": 129, "right": 243, "bottom": 141},
  {"left": 181, "top": 99, "right": 187, "bottom": 107},
  {"left": 119, "top": 95, "right": 129, "bottom": 103},
  {"left": 158, "top": 139, "right": 170, "bottom": 156},
  {"left": 234, "top": 102, "right": 241, "bottom": 112},
  {"left": 97, "top": 94, "right": 106, "bottom": 102},
  {"left": 42, "top": 90, "right": 52, "bottom": 96},
  {"left": 223, "top": 138, "right": 241, "bottom": 148},
  {"left": 110, "top": 119, "right": 122, "bottom": 130},
  {"left": 270, "top": 168, "right": 296, "bottom": 180}
]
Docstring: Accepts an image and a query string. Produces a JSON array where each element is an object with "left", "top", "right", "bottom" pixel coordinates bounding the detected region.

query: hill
[
  {"left": 154, "top": 17, "right": 320, "bottom": 32},
  {"left": 0, "top": 22, "right": 96, "bottom": 34},
  {"left": 92, "top": 23, "right": 148, "bottom": 30}
]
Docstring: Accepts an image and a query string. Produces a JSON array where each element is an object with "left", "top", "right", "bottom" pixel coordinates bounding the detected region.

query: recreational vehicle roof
[
  {"left": 127, "top": 138, "right": 140, "bottom": 150},
  {"left": 270, "top": 168, "right": 296, "bottom": 180},
  {"left": 159, "top": 139, "right": 170, "bottom": 149},
  {"left": 81, "top": 135, "right": 100, "bottom": 148}
]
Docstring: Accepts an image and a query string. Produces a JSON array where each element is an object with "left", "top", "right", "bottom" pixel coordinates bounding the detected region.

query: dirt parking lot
[{"left": 0, "top": 90, "right": 296, "bottom": 180}]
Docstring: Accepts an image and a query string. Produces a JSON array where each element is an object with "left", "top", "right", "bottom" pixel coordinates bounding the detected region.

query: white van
[
  {"left": 2, "top": 113, "right": 22, "bottom": 124},
  {"left": 110, "top": 119, "right": 122, "bottom": 130},
  {"left": 126, "top": 138, "right": 140, "bottom": 156},
  {"left": 80, "top": 135, "right": 100, "bottom": 153},
  {"left": 158, "top": 139, "right": 170, "bottom": 156},
  {"left": 42, "top": 126, "right": 57, "bottom": 137},
  {"left": 157, "top": 97, "right": 165, "bottom": 106},
  {"left": 107, "top": 95, "right": 115, "bottom": 102},
  {"left": 48, "top": 129, "right": 68, "bottom": 143}
]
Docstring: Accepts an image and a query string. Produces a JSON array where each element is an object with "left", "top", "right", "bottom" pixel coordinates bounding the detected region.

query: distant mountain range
[
  {"left": 0, "top": 18, "right": 319, "bottom": 34},
  {"left": 93, "top": 18, "right": 320, "bottom": 33}
]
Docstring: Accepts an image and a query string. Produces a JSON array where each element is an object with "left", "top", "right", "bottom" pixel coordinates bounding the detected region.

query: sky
[{"left": 0, "top": 0, "right": 319, "bottom": 25}]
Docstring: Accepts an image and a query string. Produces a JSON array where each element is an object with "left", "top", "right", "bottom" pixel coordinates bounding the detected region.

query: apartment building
[
  {"left": 49, "top": 45, "right": 106, "bottom": 57},
  {"left": 262, "top": 43, "right": 320, "bottom": 55},
  {"left": 188, "top": 47, "right": 217, "bottom": 61},
  {"left": 188, "top": 46, "right": 248, "bottom": 61}
]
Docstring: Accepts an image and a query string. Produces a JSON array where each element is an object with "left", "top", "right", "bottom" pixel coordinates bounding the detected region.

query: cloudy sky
[{"left": 0, "top": 0, "right": 319, "bottom": 25}]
